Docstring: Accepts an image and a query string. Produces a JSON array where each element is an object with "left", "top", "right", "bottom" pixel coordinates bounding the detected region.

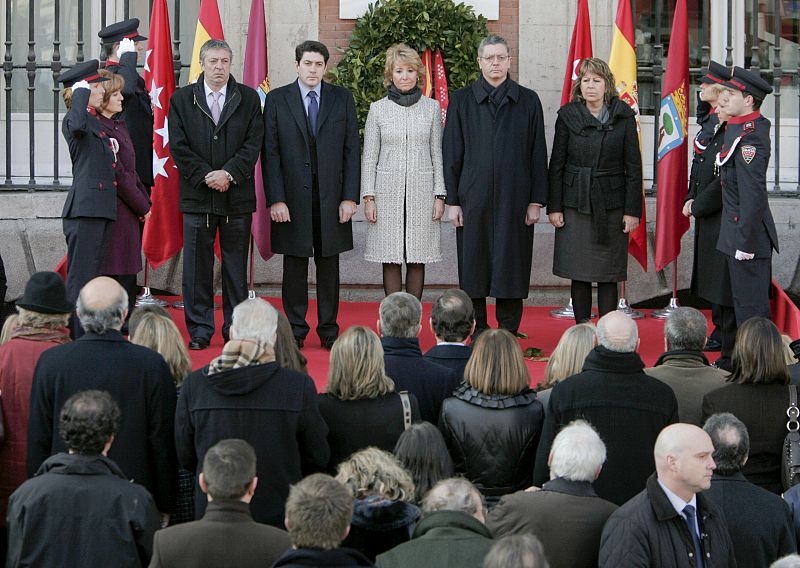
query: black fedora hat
[{"left": 16, "top": 272, "right": 73, "bottom": 314}]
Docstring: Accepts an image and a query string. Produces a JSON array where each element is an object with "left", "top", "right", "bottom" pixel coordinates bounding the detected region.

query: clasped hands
[{"left": 205, "top": 170, "right": 230, "bottom": 192}]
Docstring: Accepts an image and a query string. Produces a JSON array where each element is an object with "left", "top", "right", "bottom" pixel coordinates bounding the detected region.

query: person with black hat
[
  {"left": 59, "top": 60, "right": 116, "bottom": 338},
  {"left": 98, "top": 18, "right": 153, "bottom": 189},
  {"left": 714, "top": 66, "right": 778, "bottom": 366},
  {"left": 0, "top": 271, "right": 72, "bottom": 559}
]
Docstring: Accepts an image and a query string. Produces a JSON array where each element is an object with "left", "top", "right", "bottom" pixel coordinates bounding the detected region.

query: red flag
[
  {"left": 433, "top": 49, "right": 449, "bottom": 126},
  {"left": 243, "top": 0, "right": 272, "bottom": 261},
  {"left": 561, "top": 0, "right": 593, "bottom": 106},
  {"left": 654, "top": 0, "right": 690, "bottom": 271},
  {"left": 421, "top": 49, "right": 434, "bottom": 98},
  {"left": 142, "top": 0, "right": 183, "bottom": 268}
]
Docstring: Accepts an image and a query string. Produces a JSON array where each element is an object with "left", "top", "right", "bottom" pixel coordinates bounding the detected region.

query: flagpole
[
  {"left": 652, "top": 260, "right": 680, "bottom": 318},
  {"left": 550, "top": 297, "right": 597, "bottom": 319},
  {"left": 248, "top": 235, "right": 257, "bottom": 300},
  {"left": 617, "top": 281, "right": 644, "bottom": 318},
  {"left": 136, "top": 262, "right": 168, "bottom": 307}
]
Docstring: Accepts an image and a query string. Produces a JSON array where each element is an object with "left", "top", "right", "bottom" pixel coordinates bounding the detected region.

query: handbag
[{"left": 781, "top": 385, "right": 800, "bottom": 490}]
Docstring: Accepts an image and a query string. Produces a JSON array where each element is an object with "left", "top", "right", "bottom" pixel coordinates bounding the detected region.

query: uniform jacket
[
  {"left": 169, "top": 74, "right": 264, "bottom": 216},
  {"left": 61, "top": 88, "right": 118, "bottom": 220},
  {"left": 26, "top": 330, "right": 178, "bottom": 512},
  {"left": 106, "top": 52, "right": 154, "bottom": 186},
  {"left": 688, "top": 100, "right": 719, "bottom": 198},
  {"left": 423, "top": 344, "right": 471, "bottom": 379},
  {"left": 533, "top": 346, "right": 679, "bottom": 505},
  {"left": 361, "top": 95, "right": 444, "bottom": 264},
  {"left": 704, "top": 472, "right": 796, "bottom": 567},
  {"left": 0, "top": 331, "right": 70, "bottom": 526},
  {"left": 548, "top": 98, "right": 643, "bottom": 243},
  {"left": 687, "top": 119, "right": 732, "bottom": 305},
  {"left": 381, "top": 336, "right": 461, "bottom": 424},
  {"left": 599, "top": 474, "right": 737, "bottom": 568},
  {"left": 7, "top": 453, "right": 160, "bottom": 568},
  {"left": 442, "top": 78, "right": 549, "bottom": 299},
  {"left": 263, "top": 79, "right": 360, "bottom": 257},
  {"left": 645, "top": 350, "right": 729, "bottom": 426},
  {"left": 716, "top": 111, "right": 778, "bottom": 258},
  {"left": 439, "top": 384, "right": 543, "bottom": 501},
  {"left": 375, "top": 510, "right": 494, "bottom": 568},
  {"left": 97, "top": 114, "right": 150, "bottom": 275},
  {"left": 486, "top": 477, "right": 618, "bottom": 568},
  {"left": 175, "top": 361, "right": 330, "bottom": 528},
  {"left": 702, "top": 382, "right": 790, "bottom": 494},
  {"left": 149, "top": 499, "right": 292, "bottom": 568}
]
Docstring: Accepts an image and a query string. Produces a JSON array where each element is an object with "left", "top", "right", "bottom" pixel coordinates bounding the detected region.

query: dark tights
[
  {"left": 383, "top": 263, "right": 425, "bottom": 299},
  {"left": 571, "top": 280, "right": 618, "bottom": 324}
]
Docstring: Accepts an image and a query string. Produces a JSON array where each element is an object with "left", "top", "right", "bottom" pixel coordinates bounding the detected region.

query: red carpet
[{"left": 161, "top": 296, "right": 712, "bottom": 391}]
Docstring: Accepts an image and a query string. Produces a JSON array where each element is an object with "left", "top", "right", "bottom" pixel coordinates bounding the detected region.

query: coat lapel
[
  {"left": 288, "top": 79, "right": 310, "bottom": 147},
  {"left": 315, "top": 81, "right": 336, "bottom": 134}
]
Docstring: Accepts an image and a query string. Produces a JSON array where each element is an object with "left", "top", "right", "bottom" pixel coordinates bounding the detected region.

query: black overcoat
[
  {"left": 442, "top": 79, "right": 549, "bottom": 299},
  {"left": 687, "top": 121, "right": 732, "bottom": 305},
  {"left": 262, "top": 80, "right": 361, "bottom": 257}
]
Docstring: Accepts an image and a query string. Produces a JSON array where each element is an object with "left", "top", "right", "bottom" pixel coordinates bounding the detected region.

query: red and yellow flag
[
  {"left": 421, "top": 48, "right": 434, "bottom": 98},
  {"left": 561, "top": 0, "right": 593, "bottom": 107},
  {"left": 609, "top": 0, "right": 648, "bottom": 271},
  {"left": 188, "top": 0, "right": 225, "bottom": 84},
  {"left": 433, "top": 49, "right": 449, "bottom": 125}
]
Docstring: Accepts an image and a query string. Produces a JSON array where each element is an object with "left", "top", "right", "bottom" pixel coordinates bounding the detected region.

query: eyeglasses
[{"left": 480, "top": 55, "right": 510, "bottom": 63}]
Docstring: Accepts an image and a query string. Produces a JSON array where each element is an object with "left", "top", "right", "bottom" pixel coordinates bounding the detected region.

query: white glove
[
  {"left": 735, "top": 250, "right": 755, "bottom": 261},
  {"left": 116, "top": 37, "right": 137, "bottom": 58},
  {"left": 72, "top": 80, "right": 90, "bottom": 92}
]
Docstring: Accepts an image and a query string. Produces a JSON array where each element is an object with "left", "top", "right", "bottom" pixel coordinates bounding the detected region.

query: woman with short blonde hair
[
  {"left": 382, "top": 43, "right": 424, "bottom": 88},
  {"left": 130, "top": 312, "right": 192, "bottom": 387},
  {"left": 319, "top": 326, "right": 421, "bottom": 473},
  {"left": 543, "top": 323, "right": 596, "bottom": 386}
]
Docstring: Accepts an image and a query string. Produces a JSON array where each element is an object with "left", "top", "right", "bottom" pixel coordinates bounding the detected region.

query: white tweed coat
[{"left": 361, "top": 95, "right": 444, "bottom": 264}]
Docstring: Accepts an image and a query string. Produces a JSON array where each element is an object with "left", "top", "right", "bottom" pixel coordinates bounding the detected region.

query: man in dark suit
[
  {"left": 169, "top": 39, "right": 264, "bottom": 350},
  {"left": 379, "top": 292, "right": 460, "bottom": 424},
  {"left": 263, "top": 40, "right": 360, "bottom": 350},
  {"left": 150, "top": 439, "right": 292, "bottom": 568},
  {"left": 27, "top": 277, "right": 178, "bottom": 519},
  {"left": 703, "top": 412, "right": 796, "bottom": 566},
  {"left": 98, "top": 18, "right": 153, "bottom": 189},
  {"left": 424, "top": 289, "right": 474, "bottom": 379},
  {"left": 715, "top": 67, "right": 777, "bottom": 366}
]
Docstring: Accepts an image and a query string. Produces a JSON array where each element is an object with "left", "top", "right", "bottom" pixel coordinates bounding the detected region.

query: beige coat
[{"left": 361, "top": 95, "right": 444, "bottom": 264}]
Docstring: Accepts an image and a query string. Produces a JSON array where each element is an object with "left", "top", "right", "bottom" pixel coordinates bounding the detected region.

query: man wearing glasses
[{"left": 443, "top": 35, "right": 548, "bottom": 339}]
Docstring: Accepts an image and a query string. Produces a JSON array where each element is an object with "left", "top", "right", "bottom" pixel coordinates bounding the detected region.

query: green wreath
[{"left": 328, "top": 0, "right": 489, "bottom": 134}]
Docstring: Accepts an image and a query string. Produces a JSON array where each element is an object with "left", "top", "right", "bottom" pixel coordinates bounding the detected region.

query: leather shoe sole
[
  {"left": 188, "top": 338, "right": 210, "bottom": 350},
  {"left": 295, "top": 337, "right": 305, "bottom": 349}
]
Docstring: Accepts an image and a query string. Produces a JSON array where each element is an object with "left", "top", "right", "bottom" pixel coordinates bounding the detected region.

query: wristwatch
[
  {"left": 435, "top": 195, "right": 446, "bottom": 201},
  {"left": 363, "top": 196, "right": 375, "bottom": 203},
  {"left": 222, "top": 170, "right": 233, "bottom": 183}
]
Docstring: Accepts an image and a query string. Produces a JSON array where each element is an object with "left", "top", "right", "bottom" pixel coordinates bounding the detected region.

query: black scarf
[
  {"left": 387, "top": 84, "right": 422, "bottom": 107},
  {"left": 479, "top": 75, "right": 510, "bottom": 115}
]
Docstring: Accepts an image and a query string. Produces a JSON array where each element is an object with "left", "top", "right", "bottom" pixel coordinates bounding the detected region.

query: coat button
[
  {"left": 213, "top": 135, "right": 218, "bottom": 140},
  {"left": 304, "top": 162, "right": 310, "bottom": 167},
  {"left": 113, "top": 181, "right": 118, "bottom": 187},
  {"left": 98, "top": 183, "right": 103, "bottom": 189},
  {"left": 112, "top": 163, "right": 116, "bottom": 169},
  {"left": 303, "top": 185, "right": 309, "bottom": 190}
]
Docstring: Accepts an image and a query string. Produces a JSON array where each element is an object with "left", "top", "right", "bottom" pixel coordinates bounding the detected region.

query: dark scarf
[
  {"left": 479, "top": 74, "right": 510, "bottom": 113},
  {"left": 387, "top": 84, "right": 422, "bottom": 107}
]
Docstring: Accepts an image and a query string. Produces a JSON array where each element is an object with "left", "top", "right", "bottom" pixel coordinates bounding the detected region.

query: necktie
[
  {"left": 682, "top": 505, "right": 705, "bottom": 568},
  {"left": 307, "top": 91, "right": 318, "bottom": 136},
  {"left": 210, "top": 91, "right": 221, "bottom": 125}
]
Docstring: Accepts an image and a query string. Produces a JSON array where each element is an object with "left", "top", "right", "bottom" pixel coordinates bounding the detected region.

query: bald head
[
  {"left": 77, "top": 277, "right": 128, "bottom": 334},
  {"left": 654, "top": 423, "right": 716, "bottom": 501},
  {"left": 596, "top": 311, "right": 639, "bottom": 353}
]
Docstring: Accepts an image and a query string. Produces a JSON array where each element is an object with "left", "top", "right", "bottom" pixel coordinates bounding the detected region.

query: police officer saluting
[
  {"left": 715, "top": 66, "right": 778, "bottom": 363},
  {"left": 98, "top": 18, "right": 153, "bottom": 189}
]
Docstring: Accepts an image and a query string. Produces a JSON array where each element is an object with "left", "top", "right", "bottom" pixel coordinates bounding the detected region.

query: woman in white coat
[{"left": 361, "top": 43, "right": 445, "bottom": 299}]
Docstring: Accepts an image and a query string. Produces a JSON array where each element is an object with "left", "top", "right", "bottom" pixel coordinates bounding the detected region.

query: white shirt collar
[
  {"left": 657, "top": 478, "right": 698, "bottom": 517},
  {"left": 437, "top": 341, "right": 467, "bottom": 346},
  {"left": 204, "top": 81, "right": 227, "bottom": 101}
]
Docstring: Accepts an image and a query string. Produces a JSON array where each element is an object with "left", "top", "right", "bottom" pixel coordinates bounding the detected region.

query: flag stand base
[
  {"left": 652, "top": 297, "right": 679, "bottom": 319},
  {"left": 136, "top": 287, "right": 168, "bottom": 308}
]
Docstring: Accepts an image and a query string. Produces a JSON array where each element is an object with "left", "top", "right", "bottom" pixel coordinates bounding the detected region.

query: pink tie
[{"left": 210, "top": 91, "right": 221, "bottom": 124}]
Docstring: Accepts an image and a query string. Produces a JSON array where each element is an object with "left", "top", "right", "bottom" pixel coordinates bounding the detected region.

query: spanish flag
[
  {"left": 188, "top": 0, "right": 225, "bottom": 84},
  {"left": 421, "top": 48, "right": 434, "bottom": 98},
  {"left": 608, "top": 0, "right": 647, "bottom": 271}
]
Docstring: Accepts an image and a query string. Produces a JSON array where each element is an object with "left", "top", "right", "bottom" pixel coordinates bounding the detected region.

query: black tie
[
  {"left": 682, "top": 504, "right": 705, "bottom": 568},
  {"left": 307, "top": 91, "right": 318, "bottom": 137}
]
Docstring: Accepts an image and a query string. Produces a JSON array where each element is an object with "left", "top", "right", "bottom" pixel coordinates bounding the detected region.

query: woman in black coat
[
  {"left": 439, "top": 329, "right": 543, "bottom": 505},
  {"left": 548, "top": 58, "right": 643, "bottom": 323},
  {"left": 318, "top": 326, "right": 421, "bottom": 472},
  {"left": 703, "top": 317, "right": 792, "bottom": 494}
]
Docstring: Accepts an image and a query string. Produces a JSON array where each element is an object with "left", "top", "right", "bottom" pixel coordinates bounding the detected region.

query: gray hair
[
  {"left": 231, "top": 298, "right": 278, "bottom": 347},
  {"left": 483, "top": 535, "right": 549, "bottom": 568},
  {"left": 596, "top": 313, "right": 639, "bottom": 353},
  {"left": 771, "top": 555, "right": 800, "bottom": 568},
  {"left": 664, "top": 307, "right": 708, "bottom": 351},
  {"left": 703, "top": 412, "right": 749, "bottom": 475},
  {"left": 422, "top": 477, "right": 482, "bottom": 516},
  {"left": 549, "top": 419, "right": 606, "bottom": 482},
  {"left": 478, "top": 35, "right": 511, "bottom": 57},
  {"left": 76, "top": 287, "right": 128, "bottom": 334},
  {"left": 379, "top": 292, "right": 422, "bottom": 339},
  {"left": 199, "top": 38, "right": 233, "bottom": 63}
]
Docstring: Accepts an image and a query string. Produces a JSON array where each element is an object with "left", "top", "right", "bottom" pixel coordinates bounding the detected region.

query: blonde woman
[
  {"left": 336, "top": 447, "right": 420, "bottom": 561},
  {"left": 318, "top": 326, "right": 421, "bottom": 471},
  {"left": 130, "top": 311, "right": 192, "bottom": 388},
  {"left": 361, "top": 43, "right": 445, "bottom": 299},
  {"left": 439, "top": 329, "right": 543, "bottom": 504},
  {"left": 538, "top": 323, "right": 596, "bottom": 411}
]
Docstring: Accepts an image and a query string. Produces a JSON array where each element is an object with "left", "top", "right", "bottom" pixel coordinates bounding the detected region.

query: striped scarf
[{"left": 207, "top": 338, "right": 275, "bottom": 375}]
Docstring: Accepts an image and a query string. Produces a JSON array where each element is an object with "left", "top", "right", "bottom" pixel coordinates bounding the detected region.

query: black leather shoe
[
  {"left": 295, "top": 337, "right": 305, "bottom": 349},
  {"left": 188, "top": 338, "right": 209, "bottom": 350},
  {"left": 321, "top": 336, "right": 337, "bottom": 351},
  {"left": 704, "top": 338, "right": 722, "bottom": 352}
]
